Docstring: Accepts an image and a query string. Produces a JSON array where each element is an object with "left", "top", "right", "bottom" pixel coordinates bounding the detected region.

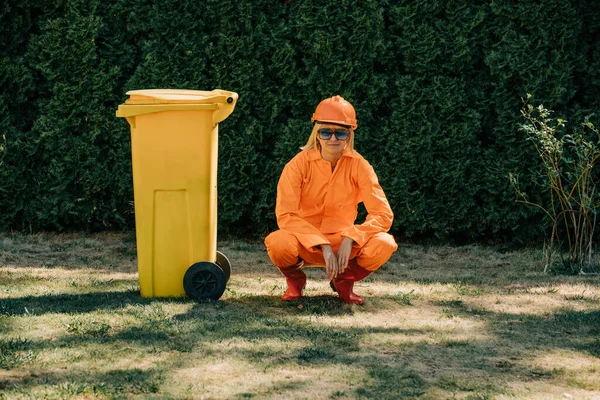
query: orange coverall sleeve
[
  {"left": 275, "top": 158, "right": 330, "bottom": 249},
  {"left": 342, "top": 159, "right": 394, "bottom": 247}
]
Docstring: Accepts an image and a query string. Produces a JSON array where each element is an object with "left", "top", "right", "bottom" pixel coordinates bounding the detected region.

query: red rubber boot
[
  {"left": 331, "top": 260, "right": 372, "bottom": 304},
  {"left": 278, "top": 261, "right": 306, "bottom": 301}
]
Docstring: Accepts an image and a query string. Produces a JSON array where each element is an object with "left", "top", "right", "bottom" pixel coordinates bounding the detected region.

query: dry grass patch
[
  {"left": 1, "top": 232, "right": 600, "bottom": 399},
  {"left": 0, "top": 232, "right": 137, "bottom": 271}
]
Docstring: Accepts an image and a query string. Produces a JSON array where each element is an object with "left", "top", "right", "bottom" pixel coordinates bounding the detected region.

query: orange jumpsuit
[{"left": 265, "top": 147, "right": 397, "bottom": 271}]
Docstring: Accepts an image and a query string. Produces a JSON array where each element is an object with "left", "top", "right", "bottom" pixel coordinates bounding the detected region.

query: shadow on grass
[
  {"left": 3, "top": 296, "right": 439, "bottom": 397},
  {"left": 3, "top": 287, "right": 600, "bottom": 398},
  {"left": 0, "top": 291, "right": 159, "bottom": 316},
  {"left": 0, "top": 365, "right": 165, "bottom": 397},
  {"left": 434, "top": 299, "right": 600, "bottom": 358}
]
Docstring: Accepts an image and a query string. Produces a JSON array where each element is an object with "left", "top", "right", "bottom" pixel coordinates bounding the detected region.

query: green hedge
[{"left": 1, "top": 0, "right": 599, "bottom": 243}]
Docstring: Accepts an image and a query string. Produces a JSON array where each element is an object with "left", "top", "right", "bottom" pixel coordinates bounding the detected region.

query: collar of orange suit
[{"left": 306, "top": 147, "right": 357, "bottom": 161}]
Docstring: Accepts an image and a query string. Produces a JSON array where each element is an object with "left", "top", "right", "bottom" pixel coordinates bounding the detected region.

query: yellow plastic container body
[{"left": 116, "top": 89, "right": 238, "bottom": 297}]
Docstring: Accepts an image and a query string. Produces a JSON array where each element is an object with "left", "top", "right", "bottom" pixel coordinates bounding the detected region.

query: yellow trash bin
[{"left": 116, "top": 89, "right": 238, "bottom": 300}]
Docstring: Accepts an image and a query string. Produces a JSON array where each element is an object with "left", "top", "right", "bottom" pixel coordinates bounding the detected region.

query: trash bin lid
[
  {"left": 123, "top": 89, "right": 236, "bottom": 105},
  {"left": 116, "top": 89, "right": 238, "bottom": 123}
]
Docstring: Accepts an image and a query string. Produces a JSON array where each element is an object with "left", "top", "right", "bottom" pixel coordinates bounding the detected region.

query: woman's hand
[
  {"left": 337, "top": 237, "right": 354, "bottom": 273},
  {"left": 321, "top": 244, "right": 340, "bottom": 280}
]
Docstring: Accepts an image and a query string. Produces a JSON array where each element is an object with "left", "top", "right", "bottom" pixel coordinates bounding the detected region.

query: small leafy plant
[{"left": 511, "top": 94, "right": 600, "bottom": 274}]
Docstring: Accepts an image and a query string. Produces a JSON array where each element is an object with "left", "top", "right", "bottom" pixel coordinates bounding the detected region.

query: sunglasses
[{"left": 317, "top": 128, "right": 350, "bottom": 141}]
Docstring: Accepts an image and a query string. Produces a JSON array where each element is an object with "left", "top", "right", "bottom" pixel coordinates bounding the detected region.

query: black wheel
[
  {"left": 215, "top": 251, "right": 232, "bottom": 282},
  {"left": 183, "top": 262, "right": 226, "bottom": 300}
]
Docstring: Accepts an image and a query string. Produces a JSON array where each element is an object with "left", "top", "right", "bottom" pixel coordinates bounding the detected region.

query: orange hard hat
[{"left": 311, "top": 95, "right": 358, "bottom": 130}]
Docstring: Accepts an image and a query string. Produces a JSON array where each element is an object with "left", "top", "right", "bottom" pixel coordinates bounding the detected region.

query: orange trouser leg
[
  {"left": 265, "top": 230, "right": 300, "bottom": 268},
  {"left": 265, "top": 231, "right": 307, "bottom": 300},
  {"left": 265, "top": 230, "right": 398, "bottom": 270},
  {"left": 264, "top": 230, "right": 324, "bottom": 267},
  {"left": 354, "top": 232, "right": 398, "bottom": 272}
]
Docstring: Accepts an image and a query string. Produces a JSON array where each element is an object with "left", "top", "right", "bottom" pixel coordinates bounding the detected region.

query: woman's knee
[
  {"left": 376, "top": 232, "right": 398, "bottom": 257},
  {"left": 356, "top": 233, "right": 397, "bottom": 271},
  {"left": 264, "top": 230, "right": 301, "bottom": 267}
]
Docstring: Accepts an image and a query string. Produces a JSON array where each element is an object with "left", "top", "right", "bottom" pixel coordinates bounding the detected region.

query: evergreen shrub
[{"left": 1, "top": 0, "right": 599, "bottom": 244}]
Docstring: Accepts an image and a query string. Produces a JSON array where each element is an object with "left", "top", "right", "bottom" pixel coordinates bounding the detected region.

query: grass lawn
[{"left": 1, "top": 232, "right": 600, "bottom": 399}]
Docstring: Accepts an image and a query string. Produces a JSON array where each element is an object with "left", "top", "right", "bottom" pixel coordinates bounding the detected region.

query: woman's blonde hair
[{"left": 300, "top": 123, "right": 355, "bottom": 152}]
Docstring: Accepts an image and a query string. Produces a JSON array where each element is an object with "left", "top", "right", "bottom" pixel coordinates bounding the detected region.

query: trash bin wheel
[
  {"left": 183, "top": 262, "right": 226, "bottom": 300},
  {"left": 215, "top": 251, "right": 232, "bottom": 282}
]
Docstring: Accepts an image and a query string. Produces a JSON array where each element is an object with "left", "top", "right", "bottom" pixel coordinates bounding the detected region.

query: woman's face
[{"left": 317, "top": 123, "right": 350, "bottom": 157}]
